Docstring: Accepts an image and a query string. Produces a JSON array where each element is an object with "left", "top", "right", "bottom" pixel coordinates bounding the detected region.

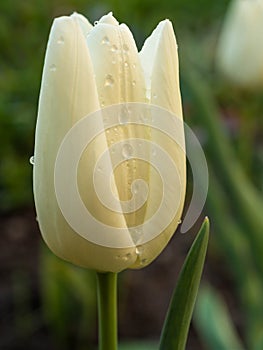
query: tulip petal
[
  {"left": 131, "top": 20, "right": 186, "bottom": 268},
  {"left": 71, "top": 12, "right": 93, "bottom": 37},
  {"left": 140, "top": 20, "right": 182, "bottom": 117},
  {"left": 86, "top": 13, "right": 150, "bottom": 232},
  {"left": 34, "top": 16, "right": 136, "bottom": 272}
]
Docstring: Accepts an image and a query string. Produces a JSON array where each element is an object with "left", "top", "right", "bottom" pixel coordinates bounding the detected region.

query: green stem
[{"left": 96, "top": 272, "right": 118, "bottom": 350}]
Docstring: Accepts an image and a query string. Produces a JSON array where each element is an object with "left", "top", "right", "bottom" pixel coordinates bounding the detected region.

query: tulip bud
[
  {"left": 33, "top": 13, "right": 186, "bottom": 272},
  {"left": 216, "top": 0, "right": 263, "bottom": 88}
]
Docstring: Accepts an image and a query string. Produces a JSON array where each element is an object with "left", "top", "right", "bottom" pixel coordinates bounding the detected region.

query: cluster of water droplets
[
  {"left": 98, "top": 34, "right": 138, "bottom": 102},
  {"left": 114, "top": 245, "right": 147, "bottom": 266},
  {"left": 49, "top": 35, "right": 65, "bottom": 73}
]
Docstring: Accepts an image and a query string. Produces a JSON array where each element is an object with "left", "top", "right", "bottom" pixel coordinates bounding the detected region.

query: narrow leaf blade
[{"left": 159, "top": 217, "right": 210, "bottom": 350}]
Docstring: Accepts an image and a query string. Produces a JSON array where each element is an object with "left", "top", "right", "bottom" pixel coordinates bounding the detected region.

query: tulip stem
[{"left": 96, "top": 272, "right": 118, "bottom": 350}]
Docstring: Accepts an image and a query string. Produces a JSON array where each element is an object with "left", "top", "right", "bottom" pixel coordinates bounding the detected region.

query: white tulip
[
  {"left": 217, "top": 0, "right": 263, "bottom": 87},
  {"left": 33, "top": 12, "right": 186, "bottom": 272}
]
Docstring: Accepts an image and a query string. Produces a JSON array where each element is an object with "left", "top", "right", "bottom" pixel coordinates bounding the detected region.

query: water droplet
[
  {"left": 57, "top": 36, "right": 64, "bottom": 44},
  {"left": 29, "top": 156, "right": 35, "bottom": 165},
  {"left": 111, "top": 45, "right": 118, "bottom": 52},
  {"left": 35, "top": 216, "right": 38, "bottom": 222},
  {"left": 116, "top": 253, "right": 132, "bottom": 261},
  {"left": 101, "top": 101, "right": 105, "bottom": 107},
  {"left": 104, "top": 74, "right": 114, "bottom": 87},
  {"left": 49, "top": 64, "right": 56, "bottom": 72},
  {"left": 132, "top": 63, "right": 136, "bottom": 68},
  {"left": 135, "top": 246, "right": 144, "bottom": 256},
  {"left": 132, "top": 80, "right": 136, "bottom": 86},
  {"left": 140, "top": 258, "right": 148, "bottom": 265},
  {"left": 178, "top": 219, "right": 182, "bottom": 224},
  {"left": 122, "top": 144, "right": 133, "bottom": 159},
  {"left": 94, "top": 20, "right": 99, "bottom": 25},
  {"left": 101, "top": 36, "right": 110, "bottom": 45},
  {"left": 123, "top": 44, "right": 129, "bottom": 52},
  {"left": 124, "top": 61, "right": 129, "bottom": 68}
]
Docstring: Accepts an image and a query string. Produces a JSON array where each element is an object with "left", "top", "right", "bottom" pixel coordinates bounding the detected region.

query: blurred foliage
[
  {"left": 1, "top": 0, "right": 263, "bottom": 349},
  {"left": 40, "top": 246, "right": 97, "bottom": 349}
]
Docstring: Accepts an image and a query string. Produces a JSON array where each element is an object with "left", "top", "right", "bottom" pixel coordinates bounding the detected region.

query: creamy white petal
[
  {"left": 33, "top": 16, "right": 135, "bottom": 272},
  {"left": 140, "top": 20, "right": 182, "bottom": 117},
  {"left": 86, "top": 12, "right": 146, "bottom": 106},
  {"left": 86, "top": 13, "right": 150, "bottom": 233},
  {"left": 132, "top": 20, "right": 186, "bottom": 268},
  {"left": 70, "top": 12, "right": 93, "bottom": 37}
]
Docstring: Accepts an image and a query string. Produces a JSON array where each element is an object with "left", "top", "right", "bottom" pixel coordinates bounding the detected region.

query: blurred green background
[{"left": 0, "top": 0, "right": 262, "bottom": 349}]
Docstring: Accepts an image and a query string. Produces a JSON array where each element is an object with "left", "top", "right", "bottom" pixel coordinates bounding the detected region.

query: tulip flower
[
  {"left": 33, "top": 12, "right": 186, "bottom": 273},
  {"left": 216, "top": 0, "right": 263, "bottom": 87}
]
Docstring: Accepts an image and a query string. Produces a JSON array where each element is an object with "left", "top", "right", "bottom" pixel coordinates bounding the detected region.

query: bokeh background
[{"left": 1, "top": 0, "right": 262, "bottom": 349}]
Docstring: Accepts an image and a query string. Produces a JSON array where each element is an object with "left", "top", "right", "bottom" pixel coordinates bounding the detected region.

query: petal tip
[{"left": 99, "top": 12, "right": 119, "bottom": 26}]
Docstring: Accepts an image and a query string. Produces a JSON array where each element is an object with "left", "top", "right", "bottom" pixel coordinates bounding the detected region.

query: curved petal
[
  {"left": 33, "top": 16, "right": 135, "bottom": 272},
  {"left": 140, "top": 19, "right": 182, "bottom": 117},
  {"left": 86, "top": 13, "right": 150, "bottom": 232},
  {"left": 71, "top": 12, "right": 93, "bottom": 37},
  {"left": 132, "top": 20, "right": 186, "bottom": 268}
]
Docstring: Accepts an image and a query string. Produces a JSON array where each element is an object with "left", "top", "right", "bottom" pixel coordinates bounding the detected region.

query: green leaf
[
  {"left": 159, "top": 217, "right": 210, "bottom": 350},
  {"left": 194, "top": 285, "right": 245, "bottom": 350}
]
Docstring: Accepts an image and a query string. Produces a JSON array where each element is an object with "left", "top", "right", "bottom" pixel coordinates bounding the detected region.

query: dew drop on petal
[
  {"left": 123, "top": 44, "right": 129, "bottom": 52},
  {"left": 135, "top": 246, "right": 144, "bottom": 256},
  {"left": 94, "top": 20, "right": 99, "bottom": 25},
  {"left": 132, "top": 80, "right": 136, "bottom": 86},
  {"left": 29, "top": 156, "right": 35, "bottom": 165},
  {"left": 49, "top": 64, "right": 57, "bottom": 72},
  {"left": 124, "top": 61, "right": 129, "bottom": 68},
  {"left": 116, "top": 253, "right": 132, "bottom": 261},
  {"left": 57, "top": 36, "right": 64, "bottom": 44},
  {"left": 111, "top": 44, "right": 118, "bottom": 52},
  {"left": 104, "top": 74, "right": 114, "bottom": 87},
  {"left": 140, "top": 258, "right": 148, "bottom": 265},
  {"left": 101, "top": 36, "right": 110, "bottom": 45}
]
